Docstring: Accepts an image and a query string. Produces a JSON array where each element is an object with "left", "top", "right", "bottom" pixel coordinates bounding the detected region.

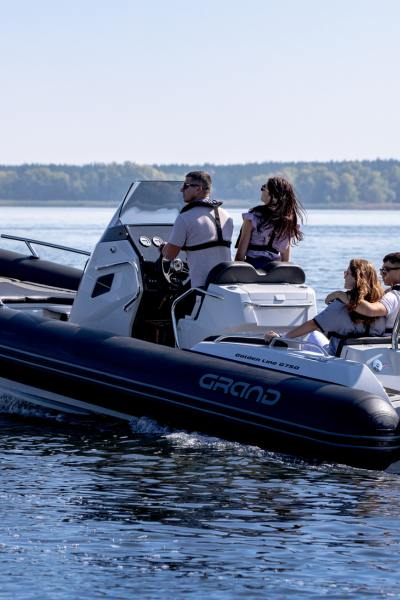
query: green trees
[{"left": 0, "top": 159, "right": 399, "bottom": 206}]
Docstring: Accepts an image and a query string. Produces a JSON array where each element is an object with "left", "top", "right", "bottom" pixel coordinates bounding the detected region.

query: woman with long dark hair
[
  {"left": 235, "top": 177, "right": 305, "bottom": 268},
  {"left": 265, "top": 258, "right": 386, "bottom": 355}
]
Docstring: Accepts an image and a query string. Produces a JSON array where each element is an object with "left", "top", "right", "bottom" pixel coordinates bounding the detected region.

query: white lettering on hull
[{"left": 199, "top": 374, "right": 281, "bottom": 406}]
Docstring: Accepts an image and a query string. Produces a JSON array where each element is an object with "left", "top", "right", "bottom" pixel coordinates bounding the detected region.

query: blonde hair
[{"left": 347, "top": 258, "right": 384, "bottom": 324}]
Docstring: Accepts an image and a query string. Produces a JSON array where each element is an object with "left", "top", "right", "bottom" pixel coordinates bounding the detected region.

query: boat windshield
[{"left": 118, "top": 181, "right": 183, "bottom": 225}]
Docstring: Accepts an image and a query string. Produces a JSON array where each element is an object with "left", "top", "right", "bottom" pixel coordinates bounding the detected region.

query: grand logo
[{"left": 199, "top": 373, "right": 280, "bottom": 406}]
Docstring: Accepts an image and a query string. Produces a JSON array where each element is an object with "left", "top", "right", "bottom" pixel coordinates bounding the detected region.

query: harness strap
[
  {"left": 235, "top": 222, "right": 279, "bottom": 254},
  {"left": 180, "top": 200, "right": 222, "bottom": 214},
  {"left": 181, "top": 201, "right": 231, "bottom": 252},
  {"left": 183, "top": 238, "right": 231, "bottom": 251},
  {"left": 247, "top": 230, "right": 279, "bottom": 254}
]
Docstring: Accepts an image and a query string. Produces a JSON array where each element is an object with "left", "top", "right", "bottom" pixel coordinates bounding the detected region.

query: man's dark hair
[
  {"left": 186, "top": 171, "right": 211, "bottom": 193},
  {"left": 383, "top": 252, "right": 400, "bottom": 264}
]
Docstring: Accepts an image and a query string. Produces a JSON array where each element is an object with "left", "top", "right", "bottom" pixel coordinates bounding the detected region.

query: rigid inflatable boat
[{"left": 1, "top": 180, "right": 400, "bottom": 471}]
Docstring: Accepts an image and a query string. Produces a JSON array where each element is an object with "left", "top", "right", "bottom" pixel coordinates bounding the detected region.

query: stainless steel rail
[
  {"left": 1, "top": 234, "right": 90, "bottom": 257},
  {"left": 212, "top": 334, "right": 330, "bottom": 356}
]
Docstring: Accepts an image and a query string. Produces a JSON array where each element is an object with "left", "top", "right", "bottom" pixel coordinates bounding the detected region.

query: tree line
[{"left": 0, "top": 159, "right": 399, "bottom": 207}]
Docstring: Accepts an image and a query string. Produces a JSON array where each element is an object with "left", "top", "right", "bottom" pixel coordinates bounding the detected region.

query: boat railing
[
  {"left": 269, "top": 335, "right": 331, "bottom": 356},
  {"left": 1, "top": 234, "right": 91, "bottom": 258},
  {"left": 171, "top": 287, "right": 224, "bottom": 349},
  {"left": 212, "top": 334, "right": 331, "bottom": 357}
]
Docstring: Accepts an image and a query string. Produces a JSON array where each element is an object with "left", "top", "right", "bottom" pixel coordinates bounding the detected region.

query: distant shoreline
[
  {"left": 0, "top": 199, "right": 399, "bottom": 210},
  {"left": 1, "top": 159, "right": 399, "bottom": 208}
]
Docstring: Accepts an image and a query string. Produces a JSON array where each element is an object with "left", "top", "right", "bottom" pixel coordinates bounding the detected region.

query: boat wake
[
  {"left": 129, "top": 414, "right": 276, "bottom": 457},
  {"left": 128, "top": 415, "right": 375, "bottom": 474},
  {"left": 0, "top": 393, "right": 65, "bottom": 421},
  {"left": 0, "top": 393, "right": 377, "bottom": 474},
  {"left": 129, "top": 415, "right": 171, "bottom": 435}
]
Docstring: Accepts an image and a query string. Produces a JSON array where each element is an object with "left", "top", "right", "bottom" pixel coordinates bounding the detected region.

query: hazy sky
[{"left": 1, "top": 0, "right": 399, "bottom": 165}]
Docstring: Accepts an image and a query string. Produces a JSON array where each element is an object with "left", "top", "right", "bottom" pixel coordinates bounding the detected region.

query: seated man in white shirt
[
  {"left": 325, "top": 252, "right": 400, "bottom": 331},
  {"left": 162, "top": 171, "right": 233, "bottom": 289}
]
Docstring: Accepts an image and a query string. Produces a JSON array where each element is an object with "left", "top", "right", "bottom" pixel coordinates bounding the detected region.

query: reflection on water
[
  {"left": 1, "top": 207, "right": 400, "bottom": 598},
  {"left": 1, "top": 408, "right": 400, "bottom": 599}
]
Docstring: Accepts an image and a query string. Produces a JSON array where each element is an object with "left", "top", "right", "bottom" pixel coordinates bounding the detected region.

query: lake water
[{"left": 1, "top": 206, "right": 400, "bottom": 599}]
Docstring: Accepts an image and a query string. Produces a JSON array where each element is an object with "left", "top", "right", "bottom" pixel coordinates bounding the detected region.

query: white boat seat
[{"left": 205, "top": 260, "right": 305, "bottom": 288}]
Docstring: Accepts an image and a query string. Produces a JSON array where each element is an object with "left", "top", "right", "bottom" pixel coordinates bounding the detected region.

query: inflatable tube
[
  {"left": 0, "top": 307, "right": 399, "bottom": 470},
  {"left": 0, "top": 249, "right": 83, "bottom": 290}
]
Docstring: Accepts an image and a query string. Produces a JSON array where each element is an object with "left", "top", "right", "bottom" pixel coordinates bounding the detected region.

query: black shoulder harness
[
  {"left": 180, "top": 200, "right": 231, "bottom": 252},
  {"left": 234, "top": 222, "right": 279, "bottom": 254},
  {"left": 247, "top": 230, "right": 278, "bottom": 253},
  {"left": 180, "top": 199, "right": 222, "bottom": 214}
]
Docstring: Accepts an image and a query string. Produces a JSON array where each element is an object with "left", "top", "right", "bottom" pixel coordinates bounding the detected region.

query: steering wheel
[{"left": 157, "top": 256, "right": 190, "bottom": 289}]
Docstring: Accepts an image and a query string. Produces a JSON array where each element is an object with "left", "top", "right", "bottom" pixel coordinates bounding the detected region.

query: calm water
[{"left": 1, "top": 206, "right": 400, "bottom": 599}]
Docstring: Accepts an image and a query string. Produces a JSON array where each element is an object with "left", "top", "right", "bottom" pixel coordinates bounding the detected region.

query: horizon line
[{"left": 0, "top": 157, "right": 399, "bottom": 168}]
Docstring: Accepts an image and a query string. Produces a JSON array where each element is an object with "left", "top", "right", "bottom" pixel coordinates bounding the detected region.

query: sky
[{"left": 0, "top": 0, "right": 399, "bottom": 166}]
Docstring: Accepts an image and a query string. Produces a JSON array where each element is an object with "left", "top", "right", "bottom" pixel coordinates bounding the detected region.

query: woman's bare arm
[
  {"left": 325, "top": 290, "right": 348, "bottom": 304},
  {"left": 265, "top": 319, "right": 318, "bottom": 342},
  {"left": 234, "top": 219, "right": 252, "bottom": 261},
  {"left": 352, "top": 299, "right": 388, "bottom": 317},
  {"left": 324, "top": 290, "right": 387, "bottom": 316},
  {"left": 280, "top": 246, "right": 291, "bottom": 262}
]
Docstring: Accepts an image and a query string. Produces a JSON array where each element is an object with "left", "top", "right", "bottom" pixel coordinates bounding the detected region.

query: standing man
[
  {"left": 325, "top": 252, "right": 400, "bottom": 330},
  {"left": 162, "top": 171, "right": 233, "bottom": 288}
]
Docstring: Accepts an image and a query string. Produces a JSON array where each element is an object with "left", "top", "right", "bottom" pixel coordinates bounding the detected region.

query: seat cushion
[{"left": 205, "top": 261, "right": 305, "bottom": 287}]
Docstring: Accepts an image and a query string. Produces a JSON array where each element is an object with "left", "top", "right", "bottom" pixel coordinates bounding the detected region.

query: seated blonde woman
[{"left": 265, "top": 258, "right": 386, "bottom": 355}]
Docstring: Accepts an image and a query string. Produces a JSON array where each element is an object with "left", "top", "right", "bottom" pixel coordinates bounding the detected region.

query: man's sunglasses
[
  {"left": 380, "top": 266, "right": 400, "bottom": 274},
  {"left": 182, "top": 183, "right": 201, "bottom": 190}
]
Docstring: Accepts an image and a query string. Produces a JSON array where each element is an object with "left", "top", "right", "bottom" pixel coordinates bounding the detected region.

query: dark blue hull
[{"left": 0, "top": 307, "right": 399, "bottom": 470}]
